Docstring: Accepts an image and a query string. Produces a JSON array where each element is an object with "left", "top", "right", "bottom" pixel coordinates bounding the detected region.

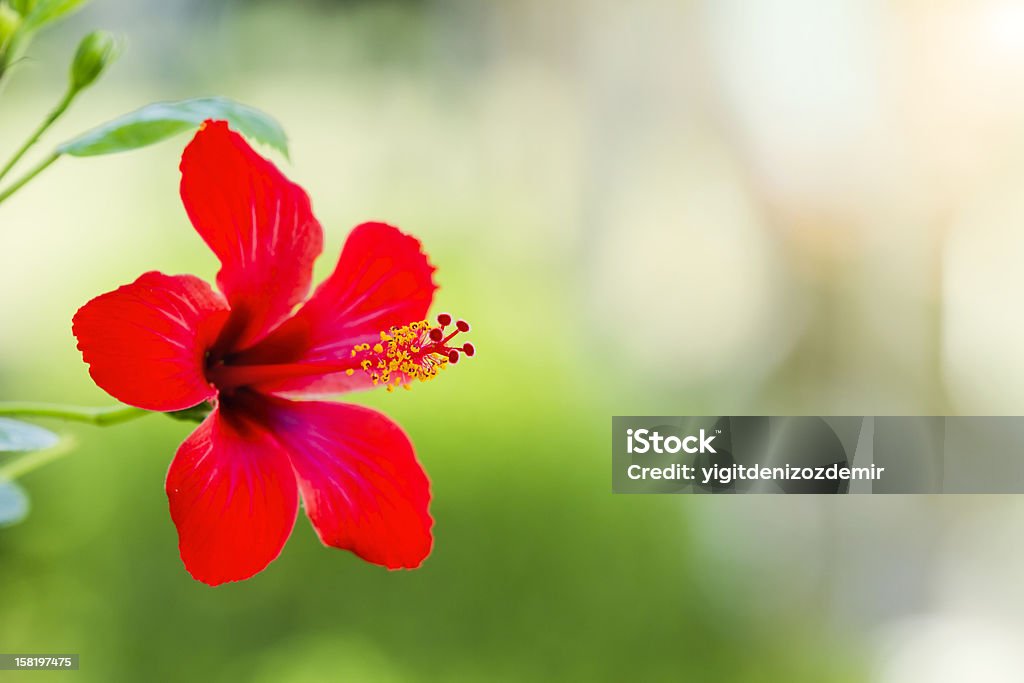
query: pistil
[{"left": 207, "top": 313, "right": 474, "bottom": 393}]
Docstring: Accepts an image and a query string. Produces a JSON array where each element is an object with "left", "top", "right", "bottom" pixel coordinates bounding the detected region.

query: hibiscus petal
[
  {"left": 260, "top": 397, "right": 433, "bottom": 569},
  {"left": 166, "top": 407, "right": 299, "bottom": 586},
  {"left": 72, "top": 271, "right": 228, "bottom": 411},
  {"left": 233, "top": 222, "right": 437, "bottom": 395},
  {"left": 180, "top": 120, "right": 323, "bottom": 349}
]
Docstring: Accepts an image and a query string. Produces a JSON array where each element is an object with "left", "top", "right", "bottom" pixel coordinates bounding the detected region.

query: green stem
[
  {"left": 0, "top": 402, "right": 148, "bottom": 426},
  {"left": 0, "top": 86, "right": 76, "bottom": 183},
  {"left": 0, "top": 45, "right": 16, "bottom": 98},
  {"left": 0, "top": 437, "right": 77, "bottom": 482},
  {"left": 0, "top": 26, "right": 31, "bottom": 96},
  {"left": 0, "top": 150, "right": 60, "bottom": 205}
]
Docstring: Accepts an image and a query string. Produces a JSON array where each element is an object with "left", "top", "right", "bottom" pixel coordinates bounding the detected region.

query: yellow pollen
[{"left": 345, "top": 317, "right": 476, "bottom": 392}]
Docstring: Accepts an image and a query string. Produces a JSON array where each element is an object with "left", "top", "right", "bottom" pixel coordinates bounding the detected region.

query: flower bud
[
  {"left": 0, "top": 3, "right": 21, "bottom": 52},
  {"left": 70, "top": 30, "right": 118, "bottom": 92}
]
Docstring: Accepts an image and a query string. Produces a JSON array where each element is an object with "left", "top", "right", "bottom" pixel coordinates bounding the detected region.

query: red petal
[
  {"left": 180, "top": 120, "right": 323, "bottom": 350},
  {"left": 72, "top": 272, "right": 228, "bottom": 411},
  {"left": 234, "top": 222, "right": 437, "bottom": 395},
  {"left": 260, "top": 397, "right": 433, "bottom": 569},
  {"left": 166, "top": 408, "right": 299, "bottom": 586}
]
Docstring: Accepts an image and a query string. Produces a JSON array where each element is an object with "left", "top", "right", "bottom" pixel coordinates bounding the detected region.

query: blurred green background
[{"left": 6, "top": 0, "right": 1024, "bottom": 681}]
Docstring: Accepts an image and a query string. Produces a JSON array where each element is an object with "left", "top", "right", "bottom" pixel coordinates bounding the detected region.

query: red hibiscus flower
[{"left": 71, "top": 120, "right": 473, "bottom": 586}]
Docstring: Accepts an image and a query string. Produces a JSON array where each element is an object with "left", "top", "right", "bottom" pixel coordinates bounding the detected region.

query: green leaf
[
  {"left": 58, "top": 97, "right": 290, "bottom": 158},
  {"left": 19, "top": 0, "right": 89, "bottom": 34},
  {"left": 0, "top": 480, "right": 29, "bottom": 527},
  {"left": 0, "top": 418, "right": 59, "bottom": 453}
]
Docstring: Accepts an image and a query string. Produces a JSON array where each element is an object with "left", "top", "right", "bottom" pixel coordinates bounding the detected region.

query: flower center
[
  {"left": 350, "top": 313, "right": 475, "bottom": 392},
  {"left": 206, "top": 313, "right": 474, "bottom": 392}
]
